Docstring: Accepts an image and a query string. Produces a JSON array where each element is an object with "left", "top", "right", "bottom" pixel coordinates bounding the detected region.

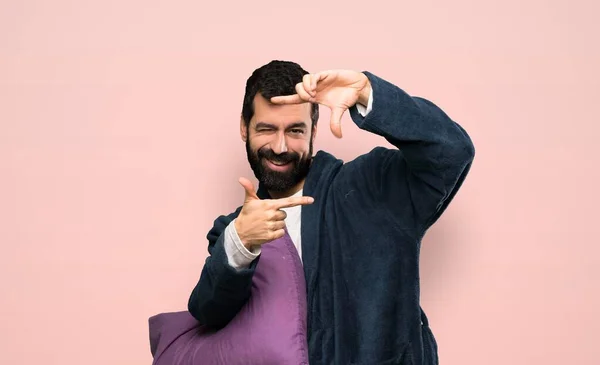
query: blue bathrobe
[{"left": 188, "top": 71, "right": 475, "bottom": 364}]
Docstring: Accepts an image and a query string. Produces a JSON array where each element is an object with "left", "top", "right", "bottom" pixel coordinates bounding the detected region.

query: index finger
[
  {"left": 271, "top": 196, "right": 315, "bottom": 209},
  {"left": 270, "top": 94, "right": 306, "bottom": 105}
]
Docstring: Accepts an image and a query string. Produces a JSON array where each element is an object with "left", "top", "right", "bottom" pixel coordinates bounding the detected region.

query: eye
[{"left": 290, "top": 129, "right": 305, "bottom": 135}]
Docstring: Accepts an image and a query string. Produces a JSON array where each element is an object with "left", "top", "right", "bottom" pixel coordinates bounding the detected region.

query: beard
[{"left": 246, "top": 139, "right": 312, "bottom": 193}]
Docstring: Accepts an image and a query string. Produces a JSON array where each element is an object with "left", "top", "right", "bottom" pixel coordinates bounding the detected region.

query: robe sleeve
[
  {"left": 187, "top": 206, "right": 260, "bottom": 328},
  {"left": 340, "top": 71, "right": 476, "bottom": 232}
]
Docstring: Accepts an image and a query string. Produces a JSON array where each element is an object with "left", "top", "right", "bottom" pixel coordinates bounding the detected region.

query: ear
[
  {"left": 240, "top": 116, "right": 248, "bottom": 142},
  {"left": 311, "top": 124, "right": 317, "bottom": 142}
]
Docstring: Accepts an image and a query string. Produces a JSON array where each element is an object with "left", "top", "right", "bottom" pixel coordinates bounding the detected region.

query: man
[{"left": 188, "top": 60, "right": 475, "bottom": 364}]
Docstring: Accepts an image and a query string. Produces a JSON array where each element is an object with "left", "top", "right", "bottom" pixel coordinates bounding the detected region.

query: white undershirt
[{"left": 224, "top": 90, "right": 374, "bottom": 269}]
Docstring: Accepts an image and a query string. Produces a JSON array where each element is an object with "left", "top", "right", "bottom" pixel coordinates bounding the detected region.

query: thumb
[
  {"left": 239, "top": 177, "right": 259, "bottom": 202},
  {"left": 330, "top": 107, "right": 345, "bottom": 139}
]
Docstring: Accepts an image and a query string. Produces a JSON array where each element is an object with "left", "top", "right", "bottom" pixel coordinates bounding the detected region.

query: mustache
[{"left": 257, "top": 148, "right": 299, "bottom": 164}]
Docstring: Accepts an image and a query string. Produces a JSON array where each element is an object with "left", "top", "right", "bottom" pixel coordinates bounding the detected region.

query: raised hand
[
  {"left": 234, "top": 177, "right": 314, "bottom": 250},
  {"left": 270, "top": 70, "right": 371, "bottom": 138}
]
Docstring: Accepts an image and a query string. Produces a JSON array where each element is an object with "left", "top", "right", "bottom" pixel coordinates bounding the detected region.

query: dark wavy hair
[{"left": 241, "top": 60, "right": 319, "bottom": 127}]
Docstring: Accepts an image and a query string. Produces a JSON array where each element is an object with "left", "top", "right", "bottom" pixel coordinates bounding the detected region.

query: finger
[
  {"left": 238, "top": 177, "right": 259, "bottom": 202},
  {"left": 311, "top": 73, "right": 319, "bottom": 91},
  {"left": 330, "top": 107, "right": 345, "bottom": 139},
  {"left": 295, "top": 82, "right": 314, "bottom": 102},
  {"left": 270, "top": 210, "right": 288, "bottom": 221},
  {"left": 270, "top": 72, "right": 331, "bottom": 105},
  {"left": 269, "top": 220, "right": 286, "bottom": 231},
  {"left": 314, "top": 70, "right": 334, "bottom": 86},
  {"left": 270, "top": 94, "right": 305, "bottom": 105},
  {"left": 311, "top": 72, "right": 331, "bottom": 92},
  {"left": 273, "top": 196, "right": 315, "bottom": 209},
  {"left": 303, "top": 74, "right": 316, "bottom": 97},
  {"left": 268, "top": 229, "right": 286, "bottom": 242}
]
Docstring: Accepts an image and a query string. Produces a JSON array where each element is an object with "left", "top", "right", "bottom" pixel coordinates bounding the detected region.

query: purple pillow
[{"left": 148, "top": 232, "right": 308, "bottom": 365}]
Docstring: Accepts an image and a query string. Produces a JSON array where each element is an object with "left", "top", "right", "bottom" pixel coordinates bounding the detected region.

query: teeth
[{"left": 269, "top": 160, "right": 288, "bottom": 166}]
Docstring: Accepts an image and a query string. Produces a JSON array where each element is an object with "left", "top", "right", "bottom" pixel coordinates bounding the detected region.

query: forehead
[{"left": 251, "top": 93, "right": 311, "bottom": 127}]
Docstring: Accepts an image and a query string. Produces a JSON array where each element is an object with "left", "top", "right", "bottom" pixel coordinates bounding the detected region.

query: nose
[{"left": 270, "top": 132, "right": 288, "bottom": 154}]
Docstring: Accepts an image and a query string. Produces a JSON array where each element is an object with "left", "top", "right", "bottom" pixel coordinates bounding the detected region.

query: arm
[
  {"left": 341, "top": 71, "right": 475, "bottom": 231},
  {"left": 188, "top": 178, "right": 313, "bottom": 328},
  {"left": 187, "top": 207, "right": 260, "bottom": 329}
]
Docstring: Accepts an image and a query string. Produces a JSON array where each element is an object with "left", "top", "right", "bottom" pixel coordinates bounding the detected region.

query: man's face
[{"left": 241, "top": 93, "right": 316, "bottom": 194}]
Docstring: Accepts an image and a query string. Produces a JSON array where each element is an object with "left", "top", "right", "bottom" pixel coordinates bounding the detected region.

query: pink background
[{"left": 1, "top": 0, "right": 598, "bottom": 364}]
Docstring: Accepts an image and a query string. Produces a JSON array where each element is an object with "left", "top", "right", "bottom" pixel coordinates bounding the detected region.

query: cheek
[
  {"left": 249, "top": 136, "right": 270, "bottom": 151},
  {"left": 288, "top": 140, "right": 311, "bottom": 157}
]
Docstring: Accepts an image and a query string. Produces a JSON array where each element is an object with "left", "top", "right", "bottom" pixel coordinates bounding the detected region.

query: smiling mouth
[
  {"left": 268, "top": 160, "right": 289, "bottom": 166},
  {"left": 264, "top": 159, "right": 293, "bottom": 171}
]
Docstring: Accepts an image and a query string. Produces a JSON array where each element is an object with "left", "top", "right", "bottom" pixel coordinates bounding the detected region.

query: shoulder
[
  {"left": 309, "top": 147, "right": 403, "bottom": 187},
  {"left": 328, "top": 146, "right": 407, "bottom": 199},
  {"left": 337, "top": 146, "right": 404, "bottom": 178},
  {"left": 345, "top": 146, "right": 399, "bottom": 167},
  {"left": 310, "top": 147, "right": 397, "bottom": 175}
]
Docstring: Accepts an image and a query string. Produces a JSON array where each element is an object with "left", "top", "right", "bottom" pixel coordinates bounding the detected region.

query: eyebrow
[
  {"left": 254, "top": 122, "right": 308, "bottom": 130},
  {"left": 286, "top": 122, "right": 308, "bottom": 130}
]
